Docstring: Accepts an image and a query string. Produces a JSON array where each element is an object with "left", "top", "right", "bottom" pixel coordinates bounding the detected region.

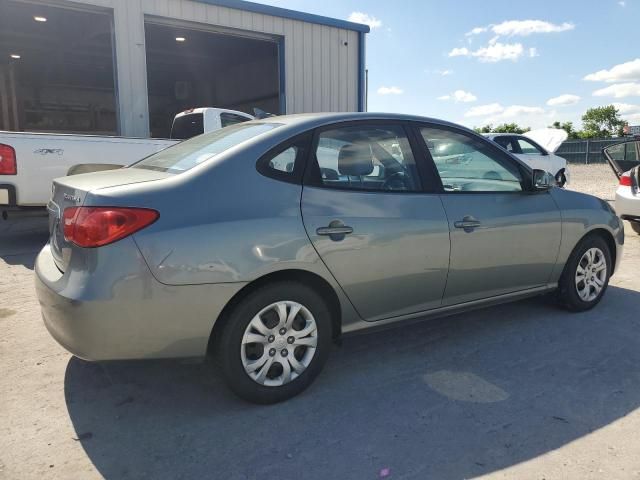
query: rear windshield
[
  {"left": 170, "top": 113, "right": 204, "bottom": 140},
  {"left": 132, "top": 123, "right": 279, "bottom": 174}
]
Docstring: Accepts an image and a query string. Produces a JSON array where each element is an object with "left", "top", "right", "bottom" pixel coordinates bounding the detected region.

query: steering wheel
[{"left": 382, "top": 171, "right": 408, "bottom": 190}]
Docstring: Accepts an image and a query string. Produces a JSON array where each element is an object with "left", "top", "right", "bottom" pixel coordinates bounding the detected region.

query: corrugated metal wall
[{"left": 26, "top": 0, "right": 361, "bottom": 137}]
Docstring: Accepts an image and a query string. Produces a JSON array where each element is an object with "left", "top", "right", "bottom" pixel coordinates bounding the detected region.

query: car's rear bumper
[
  {"left": 616, "top": 186, "right": 639, "bottom": 221},
  {"left": 35, "top": 241, "right": 246, "bottom": 361}
]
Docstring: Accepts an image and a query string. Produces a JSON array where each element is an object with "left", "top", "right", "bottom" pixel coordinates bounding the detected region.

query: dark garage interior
[
  {"left": 145, "top": 22, "right": 280, "bottom": 138},
  {"left": 0, "top": 0, "right": 117, "bottom": 134}
]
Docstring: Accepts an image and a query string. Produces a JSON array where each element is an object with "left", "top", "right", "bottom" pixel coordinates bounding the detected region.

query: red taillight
[
  {"left": 0, "top": 144, "right": 17, "bottom": 175},
  {"left": 63, "top": 207, "right": 159, "bottom": 248},
  {"left": 620, "top": 172, "right": 633, "bottom": 187}
]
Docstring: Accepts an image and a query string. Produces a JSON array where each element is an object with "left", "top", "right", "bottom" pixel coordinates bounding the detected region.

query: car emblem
[
  {"left": 63, "top": 193, "right": 81, "bottom": 203},
  {"left": 34, "top": 148, "right": 64, "bottom": 155}
]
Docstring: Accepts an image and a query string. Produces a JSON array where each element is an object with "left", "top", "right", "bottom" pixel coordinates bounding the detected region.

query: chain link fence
[{"left": 556, "top": 139, "right": 620, "bottom": 164}]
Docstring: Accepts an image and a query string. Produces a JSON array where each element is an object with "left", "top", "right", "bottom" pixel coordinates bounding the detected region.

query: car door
[
  {"left": 417, "top": 124, "right": 562, "bottom": 306},
  {"left": 301, "top": 121, "right": 450, "bottom": 322},
  {"left": 513, "top": 136, "right": 554, "bottom": 173}
]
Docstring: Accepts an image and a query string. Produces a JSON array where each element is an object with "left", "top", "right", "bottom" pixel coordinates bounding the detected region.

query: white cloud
[
  {"left": 528, "top": 47, "right": 539, "bottom": 58},
  {"left": 377, "top": 86, "right": 403, "bottom": 95},
  {"left": 448, "top": 47, "right": 470, "bottom": 57},
  {"left": 613, "top": 103, "right": 640, "bottom": 123},
  {"left": 465, "top": 26, "right": 488, "bottom": 36},
  {"left": 454, "top": 90, "right": 477, "bottom": 102},
  {"left": 449, "top": 42, "right": 525, "bottom": 62},
  {"left": 613, "top": 102, "right": 640, "bottom": 114},
  {"left": 491, "top": 20, "right": 575, "bottom": 36},
  {"left": 437, "top": 90, "right": 477, "bottom": 102},
  {"left": 499, "top": 105, "right": 545, "bottom": 118},
  {"left": 435, "top": 69, "right": 453, "bottom": 76},
  {"left": 347, "top": 12, "right": 382, "bottom": 29},
  {"left": 465, "top": 103, "right": 504, "bottom": 117},
  {"left": 546, "top": 94, "right": 581, "bottom": 106},
  {"left": 619, "top": 1, "right": 626, "bottom": 6},
  {"left": 472, "top": 42, "right": 524, "bottom": 62},
  {"left": 584, "top": 58, "right": 640, "bottom": 83},
  {"left": 464, "top": 103, "right": 546, "bottom": 126},
  {"left": 592, "top": 82, "right": 640, "bottom": 98},
  {"left": 465, "top": 19, "right": 575, "bottom": 37}
]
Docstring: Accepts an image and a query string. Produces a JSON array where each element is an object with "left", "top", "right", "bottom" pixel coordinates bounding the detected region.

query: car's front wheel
[
  {"left": 217, "top": 282, "right": 332, "bottom": 404},
  {"left": 558, "top": 235, "right": 611, "bottom": 312},
  {"left": 630, "top": 220, "right": 640, "bottom": 235}
]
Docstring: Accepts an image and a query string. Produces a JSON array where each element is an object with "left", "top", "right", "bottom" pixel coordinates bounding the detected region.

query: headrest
[{"left": 338, "top": 143, "right": 374, "bottom": 176}]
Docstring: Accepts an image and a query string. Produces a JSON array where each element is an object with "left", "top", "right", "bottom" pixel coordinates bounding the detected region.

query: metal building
[{"left": 0, "top": 0, "right": 369, "bottom": 138}]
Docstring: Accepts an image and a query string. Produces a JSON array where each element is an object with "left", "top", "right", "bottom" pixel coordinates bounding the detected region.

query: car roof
[{"left": 256, "top": 112, "right": 470, "bottom": 132}]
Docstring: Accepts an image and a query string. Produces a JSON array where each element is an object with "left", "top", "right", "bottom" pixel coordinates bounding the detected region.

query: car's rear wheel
[
  {"left": 630, "top": 220, "right": 640, "bottom": 235},
  {"left": 558, "top": 235, "right": 611, "bottom": 312},
  {"left": 217, "top": 282, "right": 332, "bottom": 404}
]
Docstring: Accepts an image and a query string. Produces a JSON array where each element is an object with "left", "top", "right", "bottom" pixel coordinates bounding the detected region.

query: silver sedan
[{"left": 35, "top": 113, "right": 624, "bottom": 403}]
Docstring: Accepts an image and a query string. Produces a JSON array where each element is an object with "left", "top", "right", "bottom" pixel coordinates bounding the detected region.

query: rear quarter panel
[{"left": 90, "top": 136, "right": 360, "bottom": 326}]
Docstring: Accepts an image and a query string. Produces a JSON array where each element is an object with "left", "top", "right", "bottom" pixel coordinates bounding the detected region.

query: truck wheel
[
  {"left": 558, "top": 235, "right": 611, "bottom": 312},
  {"left": 217, "top": 282, "right": 332, "bottom": 404}
]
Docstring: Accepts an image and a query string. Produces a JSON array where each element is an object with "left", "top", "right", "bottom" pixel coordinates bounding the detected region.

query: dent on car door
[
  {"left": 300, "top": 122, "right": 450, "bottom": 321},
  {"left": 418, "top": 125, "right": 562, "bottom": 305}
]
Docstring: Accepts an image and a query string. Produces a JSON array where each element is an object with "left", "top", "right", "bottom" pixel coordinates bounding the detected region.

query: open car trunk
[{"left": 603, "top": 140, "right": 640, "bottom": 179}]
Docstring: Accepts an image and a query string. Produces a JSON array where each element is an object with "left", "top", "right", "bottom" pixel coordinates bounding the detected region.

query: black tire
[
  {"left": 558, "top": 234, "right": 612, "bottom": 312},
  {"left": 217, "top": 281, "right": 333, "bottom": 404},
  {"left": 630, "top": 221, "right": 640, "bottom": 235}
]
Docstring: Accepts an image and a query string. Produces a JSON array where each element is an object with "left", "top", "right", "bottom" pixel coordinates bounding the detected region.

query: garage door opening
[
  {"left": 0, "top": 1, "right": 117, "bottom": 134},
  {"left": 145, "top": 22, "right": 281, "bottom": 138}
]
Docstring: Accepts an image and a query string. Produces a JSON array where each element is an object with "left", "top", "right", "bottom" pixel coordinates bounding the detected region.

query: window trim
[
  {"left": 303, "top": 119, "right": 427, "bottom": 194},
  {"left": 411, "top": 122, "right": 533, "bottom": 195},
  {"left": 256, "top": 132, "right": 312, "bottom": 184}
]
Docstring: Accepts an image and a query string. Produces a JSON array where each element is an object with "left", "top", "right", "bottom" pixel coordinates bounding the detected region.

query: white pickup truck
[{"left": 0, "top": 107, "right": 253, "bottom": 217}]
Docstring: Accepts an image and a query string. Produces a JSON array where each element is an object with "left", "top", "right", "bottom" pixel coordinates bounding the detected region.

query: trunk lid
[
  {"left": 48, "top": 168, "right": 169, "bottom": 271},
  {"left": 603, "top": 140, "right": 640, "bottom": 179}
]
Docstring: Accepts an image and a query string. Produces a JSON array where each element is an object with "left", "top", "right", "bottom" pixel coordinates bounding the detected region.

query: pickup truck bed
[{"left": 0, "top": 132, "right": 176, "bottom": 209}]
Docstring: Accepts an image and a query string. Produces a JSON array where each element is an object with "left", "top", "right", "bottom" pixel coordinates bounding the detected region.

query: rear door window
[{"left": 310, "top": 124, "right": 421, "bottom": 192}]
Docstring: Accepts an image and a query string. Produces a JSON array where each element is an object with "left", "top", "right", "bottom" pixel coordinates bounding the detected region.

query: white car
[
  {"left": 604, "top": 139, "right": 640, "bottom": 234},
  {"left": 485, "top": 128, "right": 569, "bottom": 186}
]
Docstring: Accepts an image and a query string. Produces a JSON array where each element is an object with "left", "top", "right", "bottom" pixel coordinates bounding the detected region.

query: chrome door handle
[
  {"left": 316, "top": 220, "right": 353, "bottom": 240},
  {"left": 316, "top": 226, "right": 353, "bottom": 236},
  {"left": 454, "top": 216, "right": 481, "bottom": 230}
]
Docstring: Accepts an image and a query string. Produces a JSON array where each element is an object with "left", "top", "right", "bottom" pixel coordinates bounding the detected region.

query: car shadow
[
  {"left": 64, "top": 285, "right": 640, "bottom": 480},
  {"left": 0, "top": 217, "right": 48, "bottom": 270}
]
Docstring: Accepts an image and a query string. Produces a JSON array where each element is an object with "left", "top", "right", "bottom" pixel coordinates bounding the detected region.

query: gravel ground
[
  {"left": 566, "top": 163, "right": 618, "bottom": 202},
  {"left": 1, "top": 166, "right": 639, "bottom": 480}
]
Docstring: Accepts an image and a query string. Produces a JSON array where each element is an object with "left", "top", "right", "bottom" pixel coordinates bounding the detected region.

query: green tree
[
  {"left": 550, "top": 120, "right": 580, "bottom": 139},
  {"left": 580, "top": 105, "right": 628, "bottom": 138},
  {"left": 474, "top": 123, "right": 530, "bottom": 134}
]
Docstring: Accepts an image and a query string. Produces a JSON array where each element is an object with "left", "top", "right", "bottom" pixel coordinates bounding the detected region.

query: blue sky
[{"left": 260, "top": 0, "right": 640, "bottom": 129}]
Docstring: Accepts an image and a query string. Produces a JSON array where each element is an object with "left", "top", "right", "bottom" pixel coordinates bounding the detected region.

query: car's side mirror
[{"left": 532, "top": 169, "right": 552, "bottom": 190}]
